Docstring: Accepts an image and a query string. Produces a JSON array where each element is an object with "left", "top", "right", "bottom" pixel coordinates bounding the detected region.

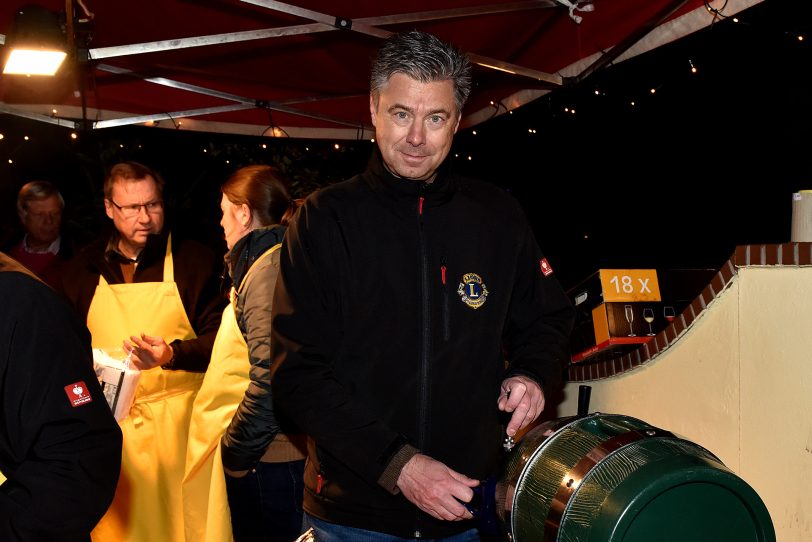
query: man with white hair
[{"left": 9, "top": 180, "right": 68, "bottom": 289}]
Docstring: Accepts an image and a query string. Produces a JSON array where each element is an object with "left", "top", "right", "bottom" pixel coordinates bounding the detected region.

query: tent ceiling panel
[{"left": 0, "top": 0, "right": 762, "bottom": 138}]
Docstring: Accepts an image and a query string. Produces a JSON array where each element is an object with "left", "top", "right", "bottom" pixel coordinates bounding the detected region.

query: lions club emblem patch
[{"left": 457, "top": 273, "right": 489, "bottom": 309}]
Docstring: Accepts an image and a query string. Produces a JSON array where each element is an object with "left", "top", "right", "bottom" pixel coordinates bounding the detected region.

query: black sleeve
[
  {"left": 502, "top": 200, "right": 575, "bottom": 393},
  {"left": 59, "top": 242, "right": 105, "bottom": 321},
  {"left": 170, "top": 239, "right": 227, "bottom": 372},
  {"left": 270, "top": 199, "right": 404, "bottom": 487},
  {"left": 0, "top": 268, "right": 123, "bottom": 542}
]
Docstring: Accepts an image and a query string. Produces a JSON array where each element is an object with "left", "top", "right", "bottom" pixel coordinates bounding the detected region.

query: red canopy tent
[{"left": 0, "top": 0, "right": 762, "bottom": 139}]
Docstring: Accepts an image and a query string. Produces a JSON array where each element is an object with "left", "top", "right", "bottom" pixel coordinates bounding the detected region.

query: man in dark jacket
[
  {"left": 271, "top": 31, "right": 574, "bottom": 541},
  {"left": 62, "top": 162, "right": 224, "bottom": 372},
  {"left": 0, "top": 252, "right": 122, "bottom": 541}
]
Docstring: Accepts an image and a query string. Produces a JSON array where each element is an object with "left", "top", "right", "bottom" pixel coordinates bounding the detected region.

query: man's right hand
[
  {"left": 123, "top": 333, "right": 173, "bottom": 370},
  {"left": 396, "top": 453, "right": 479, "bottom": 521}
]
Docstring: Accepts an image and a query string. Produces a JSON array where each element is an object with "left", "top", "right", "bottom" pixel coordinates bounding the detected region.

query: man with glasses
[
  {"left": 63, "top": 161, "right": 225, "bottom": 542},
  {"left": 7, "top": 180, "right": 70, "bottom": 289}
]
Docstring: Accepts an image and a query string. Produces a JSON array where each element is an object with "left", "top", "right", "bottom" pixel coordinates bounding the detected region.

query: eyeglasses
[
  {"left": 27, "top": 210, "right": 62, "bottom": 220},
  {"left": 108, "top": 199, "right": 164, "bottom": 218}
]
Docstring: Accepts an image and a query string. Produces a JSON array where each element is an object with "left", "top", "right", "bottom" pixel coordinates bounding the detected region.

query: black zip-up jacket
[{"left": 271, "top": 151, "right": 574, "bottom": 538}]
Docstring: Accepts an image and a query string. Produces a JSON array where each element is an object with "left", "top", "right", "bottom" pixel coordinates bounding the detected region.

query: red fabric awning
[{"left": 0, "top": 0, "right": 763, "bottom": 139}]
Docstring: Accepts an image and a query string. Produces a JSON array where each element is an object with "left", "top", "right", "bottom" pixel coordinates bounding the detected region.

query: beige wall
[{"left": 559, "top": 266, "right": 812, "bottom": 542}]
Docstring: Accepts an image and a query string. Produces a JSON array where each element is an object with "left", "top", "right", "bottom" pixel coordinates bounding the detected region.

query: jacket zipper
[
  {"left": 441, "top": 258, "right": 449, "bottom": 342},
  {"left": 415, "top": 189, "right": 430, "bottom": 538}
]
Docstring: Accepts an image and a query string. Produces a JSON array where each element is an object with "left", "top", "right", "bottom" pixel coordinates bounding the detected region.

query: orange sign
[{"left": 598, "top": 269, "right": 661, "bottom": 302}]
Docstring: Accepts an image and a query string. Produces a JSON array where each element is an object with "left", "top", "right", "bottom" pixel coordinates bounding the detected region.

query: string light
[
  {"left": 70, "top": 132, "right": 77, "bottom": 139},
  {"left": 472, "top": 130, "right": 477, "bottom": 136},
  {"left": 689, "top": 59, "right": 697, "bottom": 74},
  {"left": 334, "top": 143, "right": 340, "bottom": 150},
  {"left": 489, "top": 99, "right": 506, "bottom": 117},
  {"left": 24, "top": 136, "right": 29, "bottom": 141},
  {"left": 0, "top": 133, "right": 5, "bottom": 140}
]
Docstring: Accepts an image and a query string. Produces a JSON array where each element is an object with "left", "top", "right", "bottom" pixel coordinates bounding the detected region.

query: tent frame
[{"left": 0, "top": 0, "right": 755, "bottom": 138}]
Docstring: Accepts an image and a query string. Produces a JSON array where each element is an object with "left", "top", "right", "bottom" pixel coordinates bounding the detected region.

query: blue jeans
[
  {"left": 301, "top": 513, "right": 481, "bottom": 542},
  {"left": 225, "top": 459, "right": 306, "bottom": 542}
]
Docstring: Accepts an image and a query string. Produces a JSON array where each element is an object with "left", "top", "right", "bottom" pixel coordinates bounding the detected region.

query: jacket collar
[
  {"left": 226, "top": 224, "right": 286, "bottom": 290},
  {"left": 362, "top": 149, "right": 456, "bottom": 207},
  {"left": 103, "top": 229, "right": 167, "bottom": 266}
]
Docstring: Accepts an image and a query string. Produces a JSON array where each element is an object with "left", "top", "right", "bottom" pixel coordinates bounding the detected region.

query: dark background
[{"left": 1, "top": 0, "right": 810, "bottom": 290}]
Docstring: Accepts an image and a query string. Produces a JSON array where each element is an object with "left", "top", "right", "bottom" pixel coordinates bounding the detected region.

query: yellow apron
[
  {"left": 87, "top": 235, "right": 205, "bottom": 542},
  {"left": 182, "top": 244, "right": 280, "bottom": 542}
]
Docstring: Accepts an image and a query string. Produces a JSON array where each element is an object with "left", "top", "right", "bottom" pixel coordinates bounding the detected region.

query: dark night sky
[
  {"left": 1, "top": 0, "right": 810, "bottom": 290},
  {"left": 452, "top": 0, "right": 812, "bottom": 288}
]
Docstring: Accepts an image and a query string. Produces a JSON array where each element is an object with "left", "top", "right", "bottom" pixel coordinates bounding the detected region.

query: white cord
[{"left": 556, "top": 0, "right": 595, "bottom": 24}]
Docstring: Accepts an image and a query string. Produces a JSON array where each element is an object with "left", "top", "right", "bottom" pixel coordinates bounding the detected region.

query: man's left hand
[
  {"left": 497, "top": 375, "right": 545, "bottom": 437},
  {"left": 124, "top": 333, "right": 173, "bottom": 370},
  {"left": 396, "top": 453, "right": 479, "bottom": 521}
]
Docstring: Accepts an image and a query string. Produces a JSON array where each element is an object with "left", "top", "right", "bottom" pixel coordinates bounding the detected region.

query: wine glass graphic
[
  {"left": 643, "top": 308, "right": 655, "bottom": 336},
  {"left": 663, "top": 306, "right": 676, "bottom": 323},
  {"left": 624, "top": 304, "right": 635, "bottom": 337}
]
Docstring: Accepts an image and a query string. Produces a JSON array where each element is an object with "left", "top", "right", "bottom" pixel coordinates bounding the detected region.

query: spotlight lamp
[{"left": 2, "top": 5, "right": 67, "bottom": 76}]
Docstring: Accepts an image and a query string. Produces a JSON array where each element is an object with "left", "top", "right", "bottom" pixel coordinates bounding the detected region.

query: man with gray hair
[
  {"left": 271, "top": 31, "right": 574, "bottom": 540},
  {"left": 8, "top": 180, "right": 68, "bottom": 289}
]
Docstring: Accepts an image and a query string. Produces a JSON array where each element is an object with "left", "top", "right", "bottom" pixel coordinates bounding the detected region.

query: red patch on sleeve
[
  {"left": 540, "top": 258, "right": 553, "bottom": 276},
  {"left": 65, "top": 381, "right": 93, "bottom": 407}
]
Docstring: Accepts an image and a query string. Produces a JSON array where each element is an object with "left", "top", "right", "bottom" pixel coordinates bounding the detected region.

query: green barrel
[{"left": 495, "top": 413, "right": 775, "bottom": 542}]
